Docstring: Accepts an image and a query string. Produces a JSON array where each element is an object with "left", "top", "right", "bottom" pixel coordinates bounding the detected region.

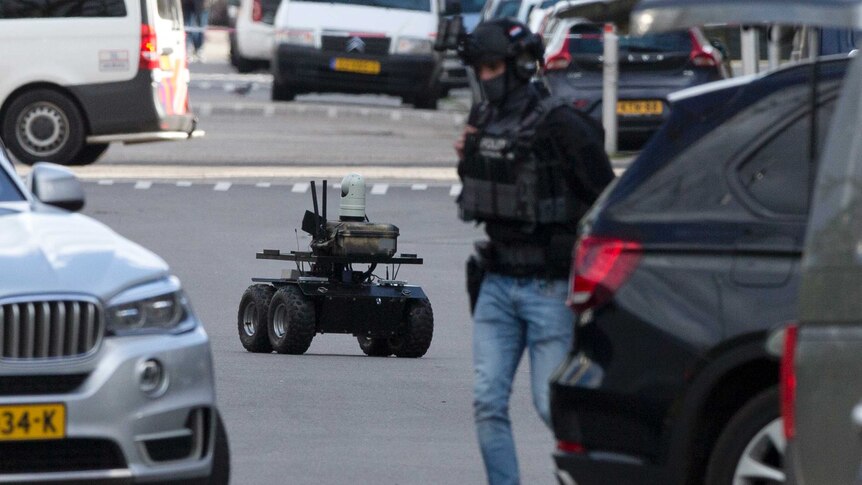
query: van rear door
[{"left": 149, "top": 0, "right": 188, "bottom": 116}]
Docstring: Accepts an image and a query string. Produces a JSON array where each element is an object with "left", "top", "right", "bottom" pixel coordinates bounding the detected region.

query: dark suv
[{"left": 549, "top": 56, "right": 849, "bottom": 485}]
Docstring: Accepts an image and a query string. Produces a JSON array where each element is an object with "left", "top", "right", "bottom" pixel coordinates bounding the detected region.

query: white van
[
  {"left": 271, "top": 0, "right": 442, "bottom": 109},
  {"left": 0, "top": 0, "right": 201, "bottom": 166}
]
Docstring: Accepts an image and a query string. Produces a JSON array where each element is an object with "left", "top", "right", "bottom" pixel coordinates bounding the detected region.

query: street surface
[{"left": 81, "top": 182, "right": 554, "bottom": 484}]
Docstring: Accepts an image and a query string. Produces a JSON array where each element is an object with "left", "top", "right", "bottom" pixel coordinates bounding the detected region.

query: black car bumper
[
  {"left": 274, "top": 45, "right": 439, "bottom": 97},
  {"left": 554, "top": 451, "right": 664, "bottom": 485}
]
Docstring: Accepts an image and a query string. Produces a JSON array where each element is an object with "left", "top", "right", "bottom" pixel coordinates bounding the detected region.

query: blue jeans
[
  {"left": 184, "top": 9, "right": 208, "bottom": 52},
  {"left": 473, "top": 272, "right": 574, "bottom": 485}
]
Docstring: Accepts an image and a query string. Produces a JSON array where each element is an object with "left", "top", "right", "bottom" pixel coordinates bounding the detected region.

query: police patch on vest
[{"left": 478, "top": 136, "right": 508, "bottom": 159}]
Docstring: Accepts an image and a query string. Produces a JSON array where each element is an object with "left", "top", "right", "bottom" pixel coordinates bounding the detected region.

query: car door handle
[{"left": 161, "top": 47, "right": 174, "bottom": 56}]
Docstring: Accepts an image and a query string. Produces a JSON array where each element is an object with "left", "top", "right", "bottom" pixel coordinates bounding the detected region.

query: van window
[
  {"left": 156, "top": 0, "right": 181, "bottom": 25},
  {"left": 296, "top": 0, "right": 431, "bottom": 12},
  {"left": 460, "top": 0, "right": 485, "bottom": 13},
  {"left": 0, "top": 0, "right": 127, "bottom": 18}
]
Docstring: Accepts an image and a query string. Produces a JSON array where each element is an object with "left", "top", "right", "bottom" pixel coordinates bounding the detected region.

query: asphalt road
[{"left": 82, "top": 181, "right": 561, "bottom": 484}]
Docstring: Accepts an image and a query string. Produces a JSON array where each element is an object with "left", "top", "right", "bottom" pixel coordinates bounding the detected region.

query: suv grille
[
  {"left": 322, "top": 35, "right": 391, "bottom": 55},
  {"left": 0, "top": 300, "right": 102, "bottom": 360}
]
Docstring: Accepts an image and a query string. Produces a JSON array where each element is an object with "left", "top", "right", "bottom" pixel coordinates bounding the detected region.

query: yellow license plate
[
  {"left": 0, "top": 403, "right": 65, "bottom": 441},
  {"left": 617, "top": 100, "right": 664, "bottom": 116},
  {"left": 331, "top": 58, "right": 381, "bottom": 75}
]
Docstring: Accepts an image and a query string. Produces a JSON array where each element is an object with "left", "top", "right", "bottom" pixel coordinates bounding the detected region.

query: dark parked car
[
  {"left": 549, "top": 55, "right": 849, "bottom": 485},
  {"left": 541, "top": 13, "right": 729, "bottom": 147}
]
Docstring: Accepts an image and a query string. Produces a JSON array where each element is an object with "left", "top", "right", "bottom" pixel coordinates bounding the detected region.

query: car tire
[
  {"left": 267, "top": 285, "right": 316, "bottom": 354},
  {"left": 234, "top": 54, "right": 257, "bottom": 73},
  {"left": 389, "top": 299, "right": 433, "bottom": 358},
  {"left": 69, "top": 143, "right": 109, "bottom": 166},
  {"left": 704, "top": 387, "right": 785, "bottom": 485},
  {"left": 413, "top": 87, "right": 439, "bottom": 110},
  {"left": 208, "top": 411, "right": 231, "bottom": 485},
  {"left": 237, "top": 284, "right": 276, "bottom": 353},
  {"left": 2, "top": 88, "right": 87, "bottom": 166},
  {"left": 357, "top": 336, "right": 392, "bottom": 357},
  {"left": 271, "top": 79, "right": 296, "bottom": 102}
]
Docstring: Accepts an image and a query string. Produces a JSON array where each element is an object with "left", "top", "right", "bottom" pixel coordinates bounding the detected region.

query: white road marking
[
  {"left": 327, "top": 107, "right": 338, "bottom": 118},
  {"left": 371, "top": 184, "right": 389, "bottom": 195},
  {"left": 390, "top": 111, "right": 402, "bottom": 121},
  {"left": 98, "top": 180, "right": 114, "bottom": 185},
  {"left": 292, "top": 182, "right": 310, "bottom": 193},
  {"left": 214, "top": 182, "right": 232, "bottom": 191},
  {"left": 134, "top": 181, "right": 152, "bottom": 190},
  {"left": 264, "top": 105, "right": 275, "bottom": 117},
  {"left": 177, "top": 181, "right": 193, "bottom": 187},
  {"left": 256, "top": 182, "right": 272, "bottom": 188},
  {"left": 449, "top": 184, "right": 462, "bottom": 197},
  {"left": 411, "top": 184, "right": 428, "bottom": 191},
  {"left": 198, "top": 103, "right": 213, "bottom": 116}
]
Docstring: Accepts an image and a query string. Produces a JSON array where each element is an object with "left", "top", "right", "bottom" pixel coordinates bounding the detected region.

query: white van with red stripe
[{"left": 0, "top": 0, "right": 202, "bottom": 166}]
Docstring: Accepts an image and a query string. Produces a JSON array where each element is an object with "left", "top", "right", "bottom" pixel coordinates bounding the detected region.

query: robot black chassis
[{"left": 236, "top": 177, "right": 434, "bottom": 358}]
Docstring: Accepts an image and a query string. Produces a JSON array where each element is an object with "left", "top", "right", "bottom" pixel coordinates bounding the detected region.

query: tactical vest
[{"left": 458, "top": 95, "right": 586, "bottom": 226}]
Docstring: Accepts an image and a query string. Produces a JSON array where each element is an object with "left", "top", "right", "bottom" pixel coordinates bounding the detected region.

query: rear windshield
[
  {"left": 567, "top": 24, "right": 692, "bottom": 55},
  {"left": 492, "top": 0, "right": 519, "bottom": 18},
  {"left": 0, "top": 0, "right": 127, "bottom": 18},
  {"left": 295, "top": 0, "right": 431, "bottom": 12},
  {"left": 461, "top": 0, "right": 485, "bottom": 13}
]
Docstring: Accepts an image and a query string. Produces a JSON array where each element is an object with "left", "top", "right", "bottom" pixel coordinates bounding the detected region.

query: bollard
[{"left": 602, "top": 22, "right": 619, "bottom": 155}]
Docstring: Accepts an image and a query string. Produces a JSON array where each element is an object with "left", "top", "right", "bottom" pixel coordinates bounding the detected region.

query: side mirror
[
  {"left": 440, "top": 0, "right": 462, "bottom": 16},
  {"left": 27, "top": 163, "right": 85, "bottom": 212}
]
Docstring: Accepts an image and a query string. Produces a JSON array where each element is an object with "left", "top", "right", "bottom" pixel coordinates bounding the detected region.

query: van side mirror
[
  {"left": 27, "top": 163, "right": 85, "bottom": 212},
  {"left": 440, "top": 0, "right": 462, "bottom": 16}
]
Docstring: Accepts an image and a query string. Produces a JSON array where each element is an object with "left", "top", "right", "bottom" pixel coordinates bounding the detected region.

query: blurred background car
[
  {"left": 541, "top": 9, "right": 729, "bottom": 148},
  {"left": 438, "top": 0, "right": 486, "bottom": 95},
  {"left": 271, "top": 0, "right": 443, "bottom": 108},
  {"left": 549, "top": 54, "right": 849, "bottom": 485},
  {"left": 230, "top": 0, "right": 281, "bottom": 72},
  {"left": 0, "top": 138, "right": 229, "bottom": 483}
]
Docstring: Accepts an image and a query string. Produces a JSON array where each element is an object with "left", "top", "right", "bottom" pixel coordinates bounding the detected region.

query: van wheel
[
  {"left": 2, "top": 89, "right": 87, "bottom": 166},
  {"left": 234, "top": 54, "right": 257, "bottom": 73},
  {"left": 704, "top": 387, "right": 785, "bottom": 485},
  {"left": 413, "top": 86, "right": 439, "bottom": 110},
  {"left": 70, "top": 144, "right": 109, "bottom": 166},
  {"left": 271, "top": 79, "right": 296, "bottom": 101}
]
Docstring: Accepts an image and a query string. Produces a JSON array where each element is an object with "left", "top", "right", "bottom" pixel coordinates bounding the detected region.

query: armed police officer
[{"left": 453, "top": 18, "right": 614, "bottom": 485}]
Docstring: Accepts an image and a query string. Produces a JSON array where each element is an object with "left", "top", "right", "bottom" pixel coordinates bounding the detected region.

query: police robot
[{"left": 236, "top": 174, "right": 433, "bottom": 357}]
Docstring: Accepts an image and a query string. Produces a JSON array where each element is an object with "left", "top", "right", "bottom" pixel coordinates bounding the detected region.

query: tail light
[
  {"left": 545, "top": 37, "right": 571, "bottom": 71},
  {"left": 780, "top": 323, "right": 798, "bottom": 440},
  {"left": 556, "top": 440, "right": 586, "bottom": 454},
  {"left": 252, "top": 0, "right": 263, "bottom": 22},
  {"left": 140, "top": 24, "right": 159, "bottom": 71},
  {"left": 689, "top": 30, "right": 719, "bottom": 68},
  {"left": 567, "top": 236, "right": 642, "bottom": 313}
]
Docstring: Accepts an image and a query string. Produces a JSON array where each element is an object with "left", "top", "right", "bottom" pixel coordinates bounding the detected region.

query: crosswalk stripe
[
  {"left": 449, "top": 184, "right": 462, "bottom": 197},
  {"left": 411, "top": 184, "right": 428, "bottom": 191},
  {"left": 177, "top": 181, "right": 193, "bottom": 187},
  {"left": 134, "top": 181, "right": 152, "bottom": 190},
  {"left": 371, "top": 184, "right": 389, "bottom": 195},
  {"left": 292, "top": 182, "right": 310, "bottom": 193},
  {"left": 98, "top": 180, "right": 114, "bottom": 185},
  {"left": 214, "top": 182, "right": 232, "bottom": 191},
  {"left": 256, "top": 182, "right": 271, "bottom": 188}
]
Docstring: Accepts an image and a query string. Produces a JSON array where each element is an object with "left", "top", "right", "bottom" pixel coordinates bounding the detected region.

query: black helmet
[{"left": 461, "top": 18, "right": 544, "bottom": 77}]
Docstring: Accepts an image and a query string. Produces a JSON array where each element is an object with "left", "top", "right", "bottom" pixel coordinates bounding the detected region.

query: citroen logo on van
[{"left": 346, "top": 36, "right": 366, "bottom": 53}]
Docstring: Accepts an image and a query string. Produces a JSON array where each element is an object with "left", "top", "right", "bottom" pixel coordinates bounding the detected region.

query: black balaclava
[
  {"left": 480, "top": 62, "right": 525, "bottom": 106},
  {"left": 469, "top": 19, "right": 535, "bottom": 107}
]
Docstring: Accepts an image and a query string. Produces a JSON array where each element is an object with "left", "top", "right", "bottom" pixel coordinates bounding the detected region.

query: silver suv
[{"left": 0, "top": 141, "right": 229, "bottom": 483}]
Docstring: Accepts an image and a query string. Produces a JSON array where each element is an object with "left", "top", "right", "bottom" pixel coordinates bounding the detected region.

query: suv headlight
[
  {"left": 396, "top": 37, "right": 433, "bottom": 54},
  {"left": 106, "top": 277, "right": 195, "bottom": 335},
  {"left": 276, "top": 28, "right": 315, "bottom": 46}
]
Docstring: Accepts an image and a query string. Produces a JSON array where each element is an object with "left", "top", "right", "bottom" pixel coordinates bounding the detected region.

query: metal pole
[
  {"left": 741, "top": 25, "right": 760, "bottom": 75},
  {"left": 602, "top": 22, "right": 618, "bottom": 155},
  {"left": 768, "top": 25, "right": 781, "bottom": 70}
]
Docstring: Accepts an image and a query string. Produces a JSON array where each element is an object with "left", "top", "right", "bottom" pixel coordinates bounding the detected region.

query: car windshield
[
  {"left": 567, "top": 25, "right": 692, "bottom": 54},
  {"left": 295, "top": 0, "right": 431, "bottom": 11},
  {"left": 0, "top": 161, "right": 25, "bottom": 203}
]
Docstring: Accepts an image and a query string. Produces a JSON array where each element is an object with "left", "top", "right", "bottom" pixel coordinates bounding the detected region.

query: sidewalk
[{"left": 198, "top": 30, "right": 231, "bottom": 64}]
